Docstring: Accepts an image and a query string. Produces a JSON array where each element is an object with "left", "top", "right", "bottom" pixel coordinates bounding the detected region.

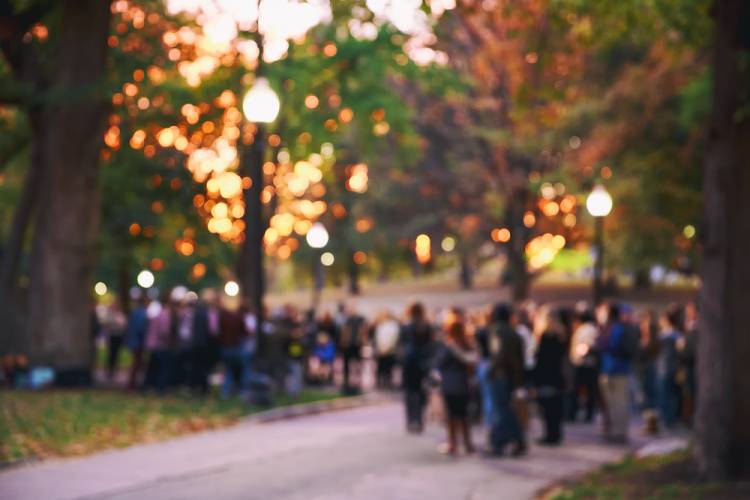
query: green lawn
[
  {"left": 0, "top": 389, "right": 340, "bottom": 464},
  {"left": 545, "top": 450, "right": 750, "bottom": 500}
]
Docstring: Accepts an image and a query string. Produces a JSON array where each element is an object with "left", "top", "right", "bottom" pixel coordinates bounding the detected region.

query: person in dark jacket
[
  {"left": 400, "top": 302, "right": 434, "bottom": 433},
  {"left": 433, "top": 320, "right": 479, "bottom": 455},
  {"left": 486, "top": 303, "right": 526, "bottom": 456},
  {"left": 125, "top": 295, "right": 149, "bottom": 390},
  {"left": 189, "top": 289, "right": 220, "bottom": 395},
  {"left": 533, "top": 306, "right": 567, "bottom": 445},
  {"left": 657, "top": 305, "right": 683, "bottom": 428}
]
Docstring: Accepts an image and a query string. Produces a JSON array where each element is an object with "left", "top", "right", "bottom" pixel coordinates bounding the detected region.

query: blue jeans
[
  {"left": 658, "top": 374, "right": 680, "bottom": 427},
  {"left": 477, "top": 360, "right": 495, "bottom": 426},
  {"left": 221, "top": 347, "right": 248, "bottom": 397},
  {"left": 489, "top": 378, "right": 523, "bottom": 452}
]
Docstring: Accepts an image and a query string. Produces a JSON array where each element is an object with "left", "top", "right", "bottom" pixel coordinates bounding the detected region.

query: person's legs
[
  {"left": 490, "top": 378, "right": 522, "bottom": 453},
  {"left": 581, "top": 367, "right": 597, "bottom": 422},
  {"left": 461, "top": 417, "right": 474, "bottom": 453},
  {"left": 446, "top": 418, "right": 458, "bottom": 454},
  {"left": 107, "top": 336, "right": 123, "bottom": 380},
  {"left": 609, "top": 375, "right": 630, "bottom": 440},
  {"left": 155, "top": 351, "right": 171, "bottom": 395},
  {"left": 128, "top": 348, "right": 143, "bottom": 390},
  {"left": 599, "top": 375, "right": 613, "bottom": 436},
  {"left": 549, "top": 393, "right": 563, "bottom": 443}
]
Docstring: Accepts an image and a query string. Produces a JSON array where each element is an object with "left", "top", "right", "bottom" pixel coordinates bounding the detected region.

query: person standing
[
  {"left": 125, "top": 294, "right": 149, "bottom": 390},
  {"left": 680, "top": 301, "right": 697, "bottom": 425},
  {"left": 174, "top": 294, "right": 196, "bottom": 388},
  {"left": 143, "top": 295, "right": 174, "bottom": 394},
  {"left": 400, "top": 302, "right": 434, "bottom": 433},
  {"left": 102, "top": 301, "right": 128, "bottom": 382},
  {"left": 533, "top": 306, "right": 568, "bottom": 445},
  {"left": 219, "top": 304, "right": 248, "bottom": 398},
  {"left": 486, "top": 303, "right": 526, "bottom": 457},
  {"left": 433, "top": 320, "right": 479, "bottom": 456},
  {"left": 190, "top": 289, "right": 220, "bottom": 395},
  {"left": 340, "top": 305, "right": 367, "bottom": 394},
  {"left": 657, "top": 305, "right": 684, "bottom": 429},
  {"left": 374, "top": 311, "right": 400, "bottom": 389},
  {"left": 569, "top": 309, "right": 600, "bottom": 423},
  {"left": 597, "top": 303, "right": 635, "bottom": 443},
  {"left": 637, "top": 309, "right": 660, "bottom": 434}
]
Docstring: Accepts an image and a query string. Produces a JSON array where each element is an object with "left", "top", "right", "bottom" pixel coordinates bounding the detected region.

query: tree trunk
[
  {"left": 0, "top": 112, "right": 44, "bottom": 297},
  {"left": 503, "top": 192, "right": 531, "bottom": 301},
  {"left": 694, "top": 0, "right": 750, "bottom": 480},
  {"left": 459, "top": 251, "right": 473, "bottom": 290},
  {"left": 27, "top": 0, "right": 110, "bottom": 378},
  {"left": 348, "top": 252, "right": 360, "bottom": 296}
]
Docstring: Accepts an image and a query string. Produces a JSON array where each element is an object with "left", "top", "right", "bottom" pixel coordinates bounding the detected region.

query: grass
[
  {"left": 544, "top": 450, "right": 750, "bottom": 500},
  {"left": 0, "top": 389, "right": 340, "bottom": 464}
]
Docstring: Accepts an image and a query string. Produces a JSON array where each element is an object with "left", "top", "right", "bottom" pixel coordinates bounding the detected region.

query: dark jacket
[
  {"left": 400, "top": 321, "right": 434, "bottom": 390},
  {"left": 219, "top": 309, "right": 246, "bottom": 348},
  {"left": 487, "top": 321, "right": 526, "bottom": 389},
  {"left": 434, "top": 342, "right": 476, "bottom": 396},
  {"left": 533, "top": 333, "right": 566, "bottom": 390}
]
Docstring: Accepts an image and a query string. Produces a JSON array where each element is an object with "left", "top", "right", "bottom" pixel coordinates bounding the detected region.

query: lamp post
[
  {"left": 240, "top": 67, "right": 280, "bottom": 357},
  {"left": 586, "top": 185, "right": 613, "bottom": 305},
  {"left": 306, "top": 222, "right": 329, "bottom": 311}
]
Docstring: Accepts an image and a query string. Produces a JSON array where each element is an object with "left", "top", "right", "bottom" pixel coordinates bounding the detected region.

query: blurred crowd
[
  {"left": 7, "top": 288, "right": 697, "bottom": 457},
  {"left": 394, "top": 299, "right": 698, "bottom": 457}
]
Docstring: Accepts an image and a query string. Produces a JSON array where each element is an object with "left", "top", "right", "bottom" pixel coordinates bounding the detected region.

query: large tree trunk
[
  {"left": 503, "top": 190, "right": 531, "bottom": 301},
  {"left": 27, "top": 0, "right": 110, "bottom": 380},
  {"left": 694, "top": 0, "right": 750, "bottom": 480},
  {"left": 0, "top": 112, "right": 45, "bottom": 356}
]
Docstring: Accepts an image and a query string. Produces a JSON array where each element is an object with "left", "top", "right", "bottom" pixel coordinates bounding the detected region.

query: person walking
[
  {"left": 433, "top": 320, "right": 479, "bottom": 456},
  {"left": 532, "top": 306, "right": 568, "bottom": 445},
  {"left": 485, "top": 303, "right": 526, "bottom": 457},
  {"left": 400, "top": 302, "right": 434, "bottom": 433},
  {"left": 597, "top": 302, "right": 636, "bottom": 443}
]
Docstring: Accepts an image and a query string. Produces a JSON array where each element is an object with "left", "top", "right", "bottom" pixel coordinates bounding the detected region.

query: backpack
[{"left": 618, "top": 323, "right": 640, "bottom": 361}]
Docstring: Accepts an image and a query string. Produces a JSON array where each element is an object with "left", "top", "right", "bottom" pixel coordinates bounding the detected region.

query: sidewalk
[{"left": 0, "top": 401, "right": 687, "bottom": 500}]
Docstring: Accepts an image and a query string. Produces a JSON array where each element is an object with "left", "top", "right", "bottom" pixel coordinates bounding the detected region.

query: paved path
[{"left": 0, "top": 401, "right": 653, "bottom": 500}]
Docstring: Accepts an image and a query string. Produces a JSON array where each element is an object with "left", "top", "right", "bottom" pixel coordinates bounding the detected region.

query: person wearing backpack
[{"left": 597, "top": 302, "right": 634, "bottom": 443}]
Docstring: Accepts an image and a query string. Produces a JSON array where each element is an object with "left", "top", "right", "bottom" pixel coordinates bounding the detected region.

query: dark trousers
[
  {"left": 128, "top": 348, "right": 143, "bottom": 390},
  {"left": 571, "top": 366, "right": 598, "bottom": 422},
  {"left": 490, "top": 378, "right": 524, "bottom": 452},
  {"left": 405, "top": 388, "right": 426, "bottom": 430},
  {"left": 342, "top": 351, "right": 361, "bottom": 392},
  {"left": 376, "top": 355, "right": 395, "bottom": 388},
  {"left": 144, "top": 350, "right": 172, "bottom": 394},
  {"left": 538, "top": 393, "right": 563, "bottom": 443},
  {"left": 189, "top": 346, "right": 212, "bottom": 394},
  {"left": 107, "top": 336, "right": 124, "bottom": 379}
]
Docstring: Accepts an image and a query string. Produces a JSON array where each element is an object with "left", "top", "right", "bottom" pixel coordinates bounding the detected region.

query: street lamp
[
  {"left": 242, "top": 78, "right": 280, "bottom": 124},
  {"left": 586, "top": 185, "right": 613, "bottom": 304},
  {"left": 306, "top": 222, "right": 329, "bottom": 310},
  {"left": 239, "top": 70, "right": 280, "bottom": 360}
]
